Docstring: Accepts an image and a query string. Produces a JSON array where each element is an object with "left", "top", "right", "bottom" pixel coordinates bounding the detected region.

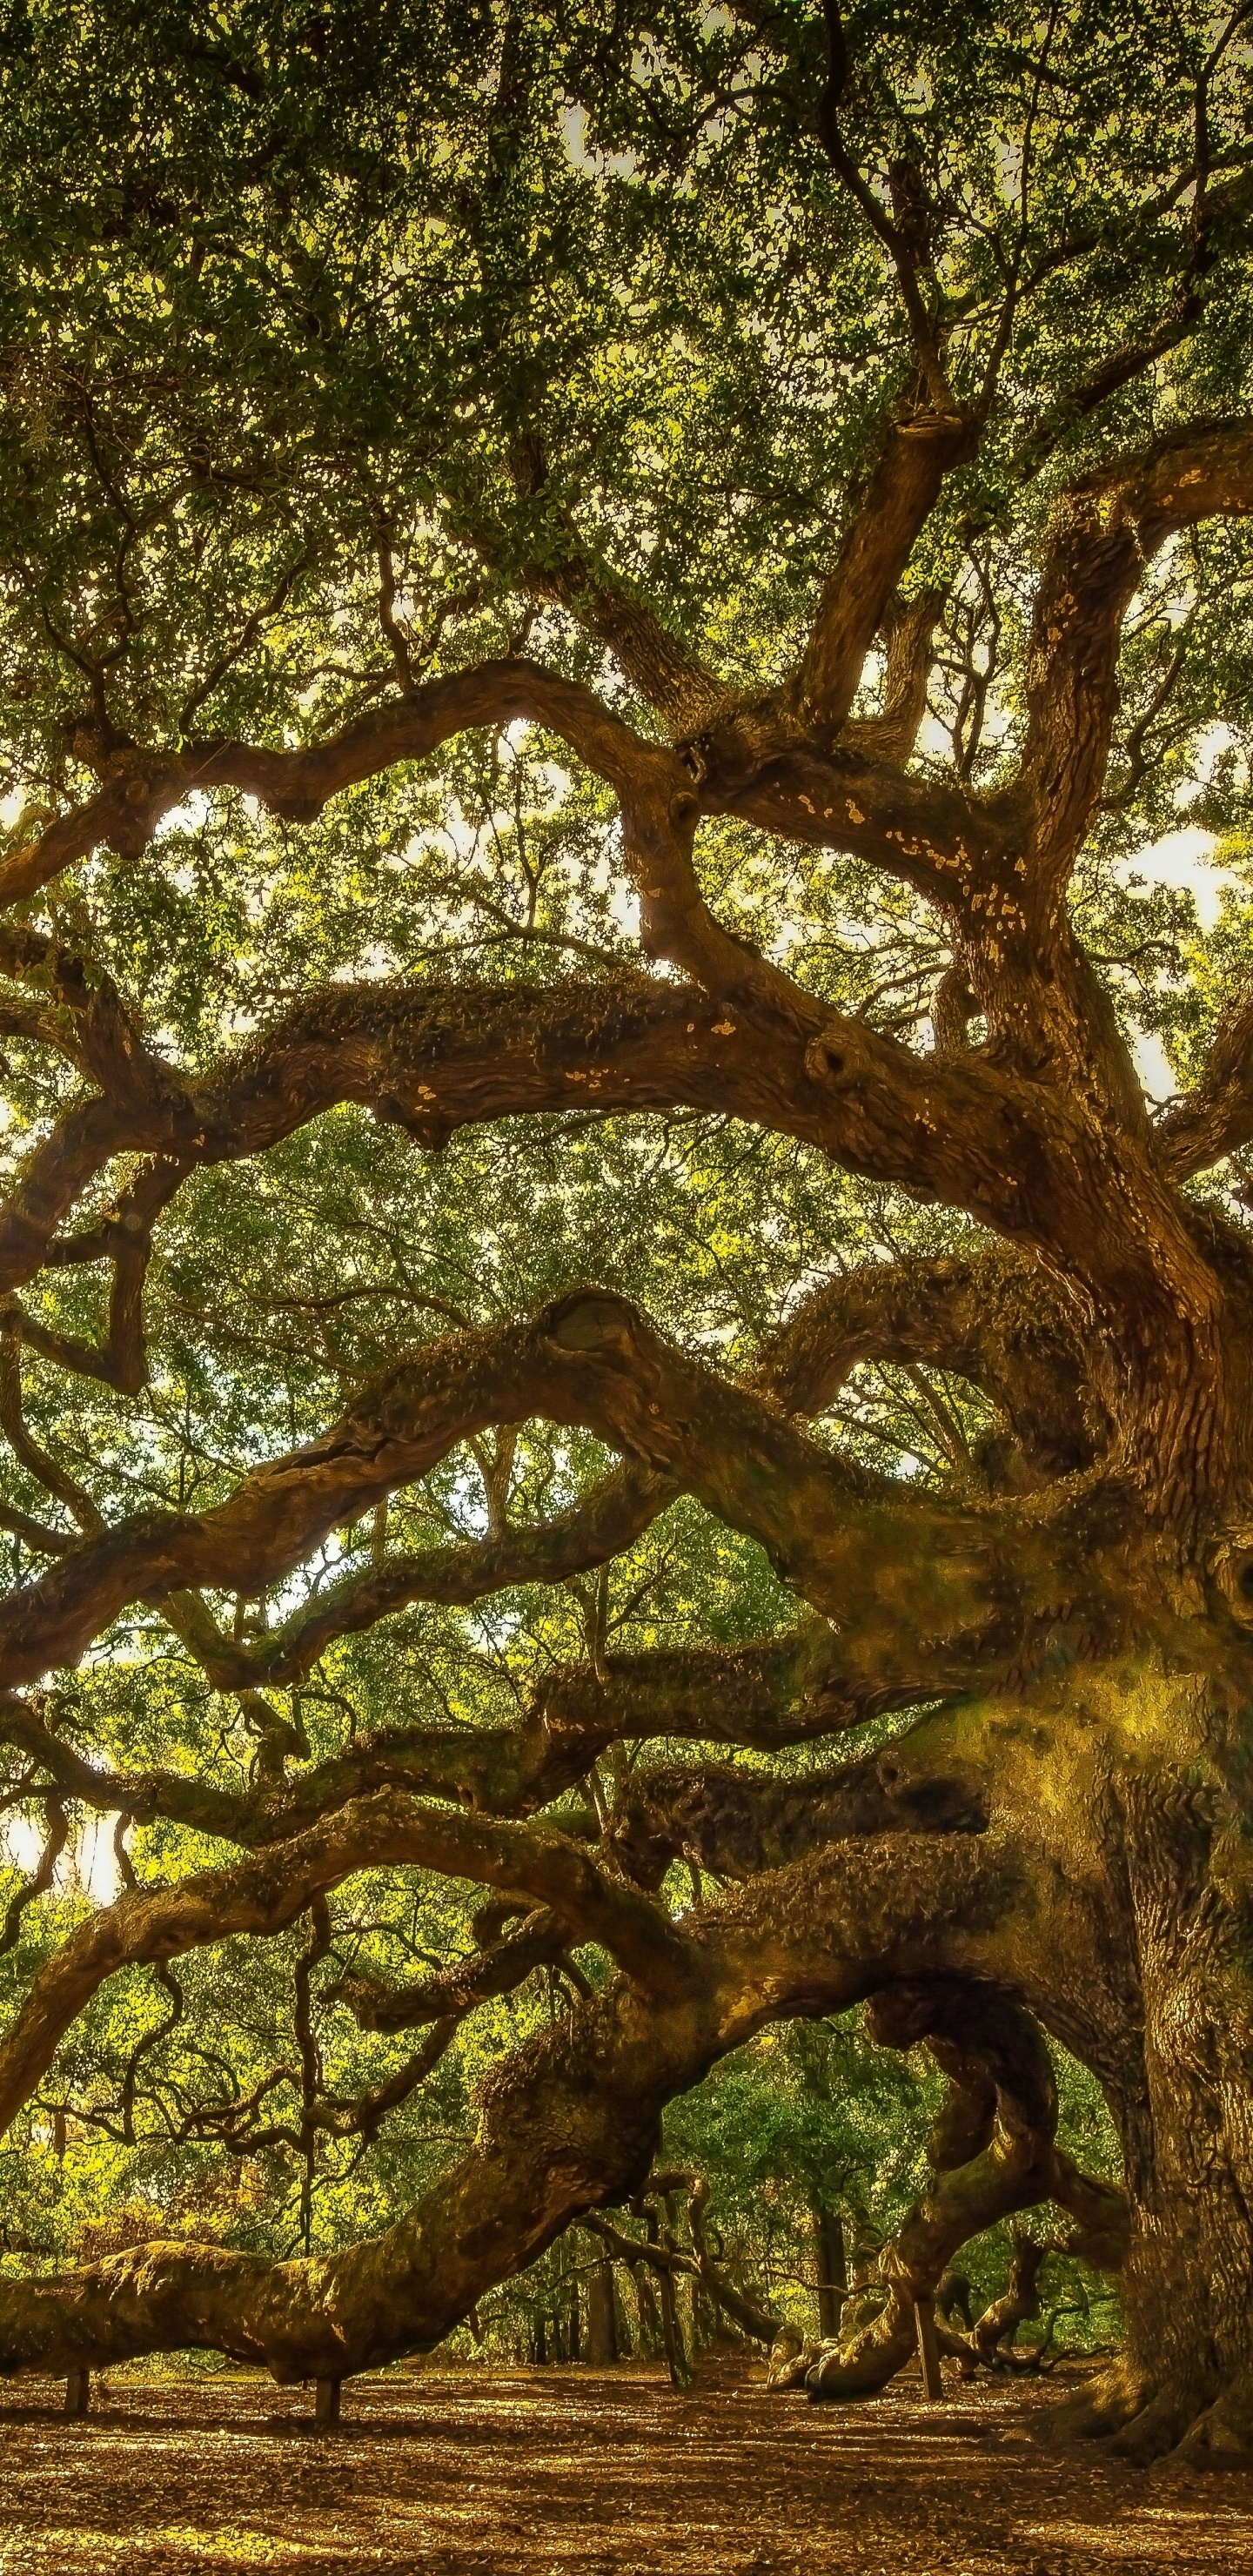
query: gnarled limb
[
  {"left": 3, "top": 970, "right": 1216, "bottom": 1443},
  {"left": 0, "top": 1289, "right": 1087, "bottom": 1694},
  {"left": 841, "top": 587, "right": 948, "bottom": 767},
  {"left": 962, "top": 2231, "right": 1049, "bottom": 2370},
  {"left": 754, "top": 1243, "right": 1105, "bottom": 1481},
  {"left": 329, "top": 1907, "right": 575, "bottom": 2034},
  {"left": 520, "top": 1613, "right": 998, "bottom": 1802},
  {"left": 0, "top": 660, "right": 670, "bottom": 912},
  {"left": 789, "top": 426, "right": 972, "bottom": 741},
  {"left": 0, "top": 1317, "right": 104, "bottom": 1535},
  {"left": 617, "top": 784, "right": 809, "bottom": 1018},
  {"left": 807, "top": 1980, "right": 1127, "bottom": 2400},
  {"left": 1156, "top": 989, "right": 1253, "bottom": 1179},
  {"left": 1019, "top": 426, "right": 1253, "bottom": 889},
  {"left": 0, "top": 1604, "right": 1002, "bottom": 1857},
  {"left": 0, "top": 972, "right": 1049, "bottom": 1302},
  {"left": 608, "top": 1751, "right": 985, "bottom": 1890},
  {"left": 155, "top": 1458, "right": 677, "bottom": 1695},
  {"left": 0, "top": 1828, "right": 1013, "bottom": 2378},
  {"left": 0, "top": 1788, "right": 694, "bottom": 2143},
  {"left": 10, "top": 1159, "right": 185, "bottom": 1393},
  {"left": 0, "top": 1505, "right": 69, "bottom": 1556},
  {"left": 0, "top": 1794, "right": 68, "bottom": 1955},
  {"left": 0, "top": 1617, "right": 986, "bottom": 1860},
  {"left": 0, "top": 924, "right": 178, "bottom": 1113},
  {"left": 517, "top": 547, "right": 726, "bottom": 735}
]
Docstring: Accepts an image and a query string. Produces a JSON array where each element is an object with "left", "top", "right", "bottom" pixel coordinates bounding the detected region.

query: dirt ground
[{"left": 0, "top": 2356, "right": 1249, "bottom": 2576}]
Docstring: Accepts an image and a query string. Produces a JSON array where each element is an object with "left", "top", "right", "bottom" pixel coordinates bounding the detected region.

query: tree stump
[
  {"left": 64, "top": 2371, "right": 90, "bottom": 2418},
  {"left": 314, "top": 2378, "right": 341, "bottom": 2426}
]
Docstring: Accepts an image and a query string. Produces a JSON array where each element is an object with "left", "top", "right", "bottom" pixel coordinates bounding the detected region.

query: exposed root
[{"left": 1035, "top": 2357, "right": 1253, "bottom": 2468}]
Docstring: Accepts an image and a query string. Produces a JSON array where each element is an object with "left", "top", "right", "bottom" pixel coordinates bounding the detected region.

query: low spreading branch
[{"left": 0, "top": 1830, "right": 1012, "bottom": 2378}]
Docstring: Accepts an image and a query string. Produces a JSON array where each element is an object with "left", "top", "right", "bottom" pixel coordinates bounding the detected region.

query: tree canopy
[{"left": 2, "top": 0, "right": 1253, "bottom": 2468}]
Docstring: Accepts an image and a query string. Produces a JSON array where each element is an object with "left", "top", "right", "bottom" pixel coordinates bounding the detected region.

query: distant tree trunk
[
  {"left": 632, "top": 2262, "right": 661, "bottom": 2358},
  {"left": 586, "top": 2259, "right": 618, "bottom": 2365},
  {"left": 811, "top": 2204, "right": 847, "bottom": 2342},
  {"left": 567, "top": 2288, "right": 581, "bottom": 2360},
  {"left": 656, "top": 2262, "right": 692, "bottom": 2387},
  {"left": 533, "top": 2308, "right": 547, "bottom": 2365}
]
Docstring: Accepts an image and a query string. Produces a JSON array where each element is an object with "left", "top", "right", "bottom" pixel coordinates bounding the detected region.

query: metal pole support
[
  {"left": 914, "top": 2298, "right": 945, "bottom": 2402},
  {"left": 64, "top": 2371, "right": 90, "bottom": 2418},
  {"left": 314, "top": 2378, "right": 342, "bottom": 2426}
]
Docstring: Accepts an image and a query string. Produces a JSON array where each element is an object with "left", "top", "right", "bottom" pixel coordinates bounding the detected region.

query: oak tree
[{"left": 1, "top": 0, "right": 1252, "bottom": 2465}]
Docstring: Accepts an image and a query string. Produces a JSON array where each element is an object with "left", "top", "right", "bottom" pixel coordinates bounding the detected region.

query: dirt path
[{"left": 0, "top": 2359, "right": 1249, "bottom": 2575}]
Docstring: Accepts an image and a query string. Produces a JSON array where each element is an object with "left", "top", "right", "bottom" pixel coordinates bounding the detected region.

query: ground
[{"left": 0, "top": 2356, "right": 1249, "bottom": 2575}]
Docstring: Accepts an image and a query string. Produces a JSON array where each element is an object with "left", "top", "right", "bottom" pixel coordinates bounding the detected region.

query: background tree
[{"left": 0, "top": 0, "right": 1252, "bottom": 2468}]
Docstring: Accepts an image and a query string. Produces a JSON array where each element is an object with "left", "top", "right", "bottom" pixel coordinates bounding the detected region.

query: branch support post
[{"left": 914, "top": 2298, "right": 945, "bottom": 2403}]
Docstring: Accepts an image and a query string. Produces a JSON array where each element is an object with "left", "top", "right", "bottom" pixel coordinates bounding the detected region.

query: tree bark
[
  {"left": 1040, "top": 1768, "right": 1253, "bottom": 2464},
  {"left": 869, "top": 1646, "right": 1253, "bottom": 2460},
  {"left": 811, "top": 2206, "right": 847, "bottom": 2344},
  {"left": 586, "top": 2261, "right": 618, "bottom": 2367}
]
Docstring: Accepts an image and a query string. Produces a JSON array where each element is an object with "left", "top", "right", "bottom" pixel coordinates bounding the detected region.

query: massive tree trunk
[
  {"left": 1047, "top": 1727, "right": 1253, "bottom": 2465},
  {"left": 878, "top": 1640, "right": 1253, "bottom": 2464}
]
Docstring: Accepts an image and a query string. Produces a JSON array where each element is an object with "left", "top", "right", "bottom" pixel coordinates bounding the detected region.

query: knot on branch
[
  {"left": 94, "top": 756, "right": 189, "bottom": 860},
  {"left": 542, "top": 1291, "right": 640, "bottom": 1357},
  {"left": 264, "top": 792, "right": 327, "bottom": 826},
  {"left": 802, "top": 1025, "right": 863, "bottom": 1090},
  {"left": 674, "top": 691, "right": 807, "bottom": 794}
]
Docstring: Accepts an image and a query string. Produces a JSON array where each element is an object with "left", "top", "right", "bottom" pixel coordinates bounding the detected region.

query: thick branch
[
  {"left": 1020, "top": 425, "right": 1253, "bottom": 884},
  {"left": 0, "top": 1603, "right": 1002, "bottom": 1860},
  {"left": 0, "top": 1828, "right": 1012, "bottom": 2376},
  {"left": 0, "top": 1796, "right": 68, "bottom": 1955},
  {"left": 0, "top": 1290, "right": 1085, "bottom": 1695},
  {"left": 790, "top": 429, "right": 971, "bottom": 740},
  {"left": 608, "top": 1748, "right": 985, "bottom": 1890},
  {"left": 755, "top": 1244, "right": 1104, "bottom": 1480},
  {"left": 1155, "top": 991, "right": 1253, "bottom": 1178},
  {"left": 329, "top": 1907, "right": 574, "bottom": 2032},
  {"left": 808, "top": 1980, "right": 1128, "bottom": 2398},
  {"left": 10, "top": 1159, "right": 184, "bottom": 1392},
  {"left": 0, "top": 1788, "right": 693, "bottom": 2141},
  {"left": 723, "top": 746, "right": 1008, "bottom": 909},
  {"left": 0, "top": 1317, "right": 104, "bottom": 1534},
  {"left": 841, "top": 586, "right": 948, "bottom": 766},
  {"left": 157, "top": 1459, "right": 676, "bottom": 1694},
  {"left": 521, "top": 554, "right": 725, "bottom": 735},
  {"left": 0, "top": 954, "right": 1163, "bottom": 1394},
  {"left": 0, "top": 661, "right": 668, "bottom": 911}
]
